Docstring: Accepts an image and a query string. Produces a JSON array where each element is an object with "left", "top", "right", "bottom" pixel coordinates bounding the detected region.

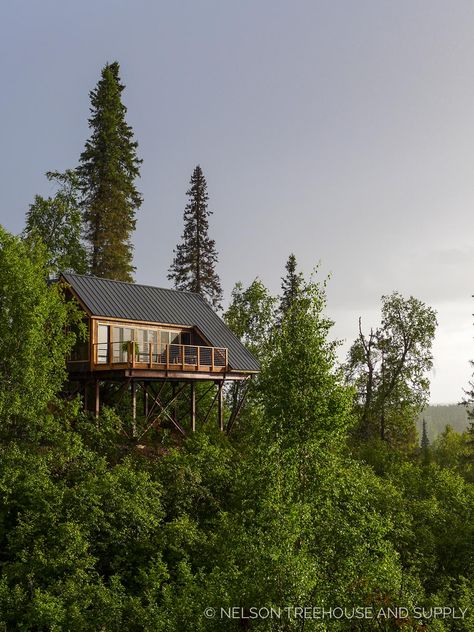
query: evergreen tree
[
  {"left": 421, "top": 418, "right": 430, "bottom": 450},
  {"left": 279, "top": 253, "right": 304, "bottom": 317},
  {"left": 77, "top": 61, "right": 142, "bottom": 282},
  {"left": 421, "top": 418, "right": 431, "bottom": 464},
  {"left": 23, "top": 170, "right": 87, "bottom": 276},
  {"left": 168, "top": 165, "right": 222, "bottom": 309}
]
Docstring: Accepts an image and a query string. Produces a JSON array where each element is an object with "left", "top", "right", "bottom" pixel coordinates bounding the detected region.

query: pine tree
[
  {"left": 77, "top": 61, "right": 142, "bottom": 282},
  {"left": 421, "top": 418, "right": 431, "bottom": 464},
  {"left": 421, "top": 418, "right": 430, "bottom": 450},
  {"left": 168, "top": 165, "right": 223, "bottom": 309},
  {"left": 279, "top": 253, "right": 304, "bottom": 317}
]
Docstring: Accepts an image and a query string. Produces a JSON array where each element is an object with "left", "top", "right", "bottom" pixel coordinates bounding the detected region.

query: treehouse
[{"left": 61, "top": 273, "right": 259, "bottom": 434}]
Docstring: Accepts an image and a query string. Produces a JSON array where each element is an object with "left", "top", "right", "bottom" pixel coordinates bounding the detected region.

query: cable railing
[{"left": 93, "top": 341, "right": 228, "bottom": 371}]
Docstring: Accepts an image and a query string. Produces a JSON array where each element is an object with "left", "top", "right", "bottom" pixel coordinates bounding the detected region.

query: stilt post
[
  {"left": 218, "top": 381, "right": 224, "bottom": 431},
  {"left": 131, "top": 380, "right": 137, "bottom": 437},
  {"left": 191, "top": 382, "right": 196, "bottom": 432},
  {"left": 94, "top": 380, "right": 100, "bottom": 418}
]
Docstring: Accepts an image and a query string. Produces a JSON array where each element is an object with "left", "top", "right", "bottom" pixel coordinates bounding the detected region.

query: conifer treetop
[
  {"left": 77, "top": 61, "right": 142, "bottom": 282},
  {"left": 168, "top": 165, "right": 223, "bottom": 310},
  {"left": 279, "top": 253, "right": 305, "bottom": 317}
]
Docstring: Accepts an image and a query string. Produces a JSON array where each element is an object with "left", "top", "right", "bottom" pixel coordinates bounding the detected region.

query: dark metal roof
[{"left": 61, "top": 273, "right": 259, "bottom": 373}]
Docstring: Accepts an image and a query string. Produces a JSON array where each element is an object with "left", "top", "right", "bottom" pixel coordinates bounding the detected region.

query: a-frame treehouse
[{"left": 61, "top": 273, "right": 259, "bottom": 437}]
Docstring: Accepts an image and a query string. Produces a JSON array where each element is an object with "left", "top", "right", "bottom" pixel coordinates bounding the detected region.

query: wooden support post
[
  {"left": 172, "top": 383, "right": 177, "bottom": 424},
  {"left": 218, "top": 381, "right": 224, "bottom": 431},
  {"left": 94, "top": 380, "right": 100, "bottom": 418},
  {"left": 131, "top": 380, "right": 137, "bottom": 437},
  {"left": 143, "top": 382, "right": 149, "bottom": 417},
  {"left": 107, "top": 329, "right": 112, "bottom": 367},
  {"left": 191, "top": 382, "right": 196, "bottom": 432}
]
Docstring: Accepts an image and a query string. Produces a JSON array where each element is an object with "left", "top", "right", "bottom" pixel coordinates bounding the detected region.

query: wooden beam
[
  {"left": 137, "top": 384, "right": 188, "bottom": 440},
  {"left": 94, "top": 380, "right": 100, "bottom": 418},
  {"left": 191, "top": 382, "right": 196, "bottom": 432},
  {"left": 218, "top": 381, "right": 224, "bottom": 431},
  {"left": 143, "top": 382, "right": 149, "bottom": 417},
  {"left": 226, "top": 379, "right": 250, "bottom": 435},
  {"left": 131, "top": 380, "right": 137, "bottom": 437}
]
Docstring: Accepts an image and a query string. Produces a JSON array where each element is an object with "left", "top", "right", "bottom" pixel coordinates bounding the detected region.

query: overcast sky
[{"left": 1, "top": 1, "right": 474, "bottom": 403}]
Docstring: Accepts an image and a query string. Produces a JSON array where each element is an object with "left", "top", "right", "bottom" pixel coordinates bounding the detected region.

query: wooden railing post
[
  {"left": 211, "top": 347, "right": 214, "bottom": 372},
  {"left": 197, "top": 346, "right": 200, "bottom": 370},
  {"left": 182, "top": 344, "right": 185, "bottom": 369},
  {"left": 149, "top": 342, "right": 153, "bottom": 368},
  {"left": 166, "top": 344, "right": 170, "bottom": 369}
]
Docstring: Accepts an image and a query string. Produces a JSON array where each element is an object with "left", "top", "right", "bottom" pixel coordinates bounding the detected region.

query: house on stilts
[{"left": 61, "top": 273, "right": 259, "bottom": 436}]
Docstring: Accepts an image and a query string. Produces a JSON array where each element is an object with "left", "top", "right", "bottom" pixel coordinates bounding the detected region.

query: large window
[
  {"left": 112, "top": 326, "right": 133, "bottom": 363},
  {"left": 103, "top": 325, "right": 185, "bottom": 364}
]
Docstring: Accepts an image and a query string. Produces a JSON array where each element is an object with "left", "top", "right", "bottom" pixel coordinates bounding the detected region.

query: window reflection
[{"left": 106, "top": 325, "right": 186, "bottom": 364}]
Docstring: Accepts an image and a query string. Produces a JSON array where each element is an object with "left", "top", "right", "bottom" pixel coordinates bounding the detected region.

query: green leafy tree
[
  {"left": 224, "top": 279, "right": 275, "bottom": 433},
  {"left": 235, "top": 274, "right": 406, "bottom": 628},
  {"left": 168, "top": 166, "right": 223, "bottom": 309},
  {"left": 23, "top": 170, "right": 87, "bottom": 275},
  {"left": 0, "top": 227, "right": 83, "bottom": 441},
  {"left": 461, "top": 357, "right": 474, "bottom": 472},
  {"left": 77, "top": 61, "right": 142, "bottom": 282},
  {"left": 224, "top": 278, "right": 276, "bottom": 361},
  {"left": 261, "top": 273, "right": 353, "bottom": 449},
  {"left": 347, "top": 292, "right": 437, "bottom": 448},
  {"left": 279, "top": 252, "right": 304, "bottom": 318}
]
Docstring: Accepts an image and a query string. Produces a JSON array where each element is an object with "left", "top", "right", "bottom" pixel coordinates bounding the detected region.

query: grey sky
[{"left": 1, "top": 1, "right": 474, "bottom": 403}]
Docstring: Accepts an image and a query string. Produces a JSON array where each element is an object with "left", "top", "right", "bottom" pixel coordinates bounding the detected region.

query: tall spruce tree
[
  {"left": 168, "top": 165, "right": 223, "bottom": 309},
  {"left": 77, "top": 61, "right": 142, "bottom": 282},
  {"left": 421, "top": 418, "right": 431, "bottom": 464},
  {"left": 421, "top": 418, "right": 430, "bottom": 450},
  {"left": 279, "top": 253, "right": 304, "bottom": 317}
]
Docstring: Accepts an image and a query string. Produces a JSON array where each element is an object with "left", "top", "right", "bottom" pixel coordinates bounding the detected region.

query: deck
[{"left": 87, "top": 341, "right": 228, "bottom": 374}]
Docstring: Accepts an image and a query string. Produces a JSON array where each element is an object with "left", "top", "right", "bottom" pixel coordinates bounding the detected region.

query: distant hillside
[{"left": 417, "top": 404, "right": 470, "bottom": 441}]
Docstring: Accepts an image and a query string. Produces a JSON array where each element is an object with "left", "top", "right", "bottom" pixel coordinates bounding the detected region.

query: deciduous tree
[
  {"left": 347, "top": 292, "right": 437, "bottom": 447},
  {"left": 23, "top": 170, "right": 87, "bottom": 276},
  {"left": 0, "top": 227, "right": 83, "bottom": 441}
]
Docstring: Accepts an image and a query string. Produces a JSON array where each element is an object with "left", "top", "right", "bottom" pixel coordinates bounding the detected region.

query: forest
[{"left": 1, "top": 62, "right": 474, "bottom": 631}]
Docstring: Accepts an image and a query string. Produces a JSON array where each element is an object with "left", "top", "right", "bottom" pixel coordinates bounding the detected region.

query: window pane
[
  {"left": 170, "top": 331, "right": 180, "bottom": 345},
  {"left": 97, "top": 325, "right": 108, "bottom": 363},
  {"left": 181, "top": 331, "right": 191, "bottom": 345}
]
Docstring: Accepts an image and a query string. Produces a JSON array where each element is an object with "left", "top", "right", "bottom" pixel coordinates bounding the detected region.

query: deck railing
[{"left": 93, "top": 341, "right": 228, "bottom": 372}]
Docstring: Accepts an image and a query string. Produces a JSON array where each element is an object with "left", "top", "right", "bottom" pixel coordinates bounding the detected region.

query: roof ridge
[{"left": 62, "top": 272, "right": 203, "bottom": 297}]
